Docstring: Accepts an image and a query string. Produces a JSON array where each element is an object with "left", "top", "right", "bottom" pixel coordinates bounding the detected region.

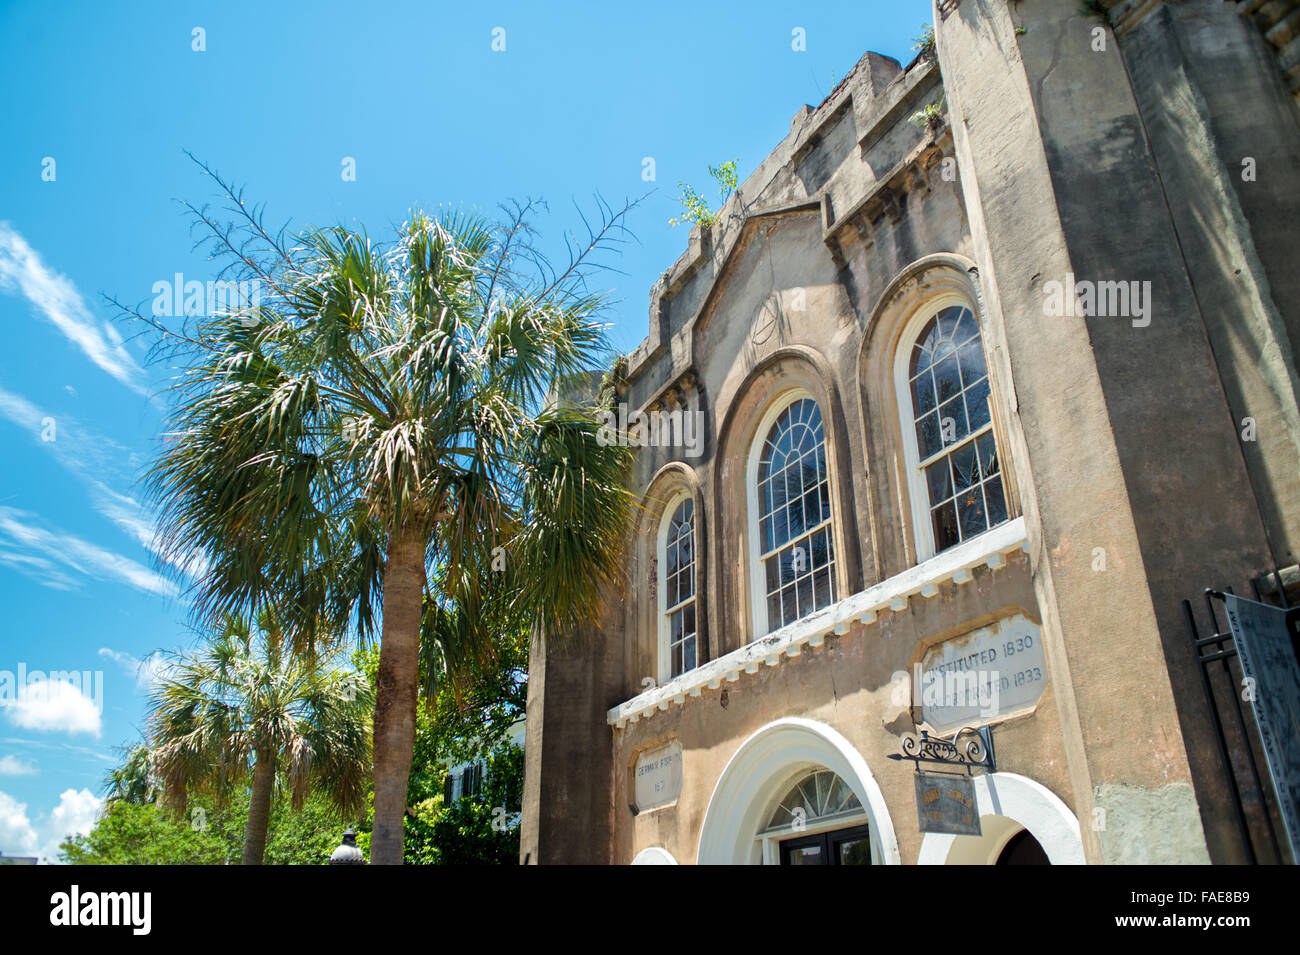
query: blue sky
[{"left": 0, "top": 0, "right": 930, "bottom": 860}]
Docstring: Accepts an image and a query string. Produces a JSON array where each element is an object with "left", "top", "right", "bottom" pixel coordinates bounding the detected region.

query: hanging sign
[{"left": 914, "top": 772, "right": 981, "bottom": 836}]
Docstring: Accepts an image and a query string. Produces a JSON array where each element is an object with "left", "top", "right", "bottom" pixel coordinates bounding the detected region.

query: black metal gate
[{"left": 1182, "top": 577, "right": 1293, "bottom": 864}]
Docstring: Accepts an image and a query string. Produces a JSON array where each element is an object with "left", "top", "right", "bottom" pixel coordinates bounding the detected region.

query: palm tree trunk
[
  {"left": 371, "top": 526, "right": 427, "bottom": 865},
  {"left": 241, "top": 750, "right": 276, "bottom": 865}
]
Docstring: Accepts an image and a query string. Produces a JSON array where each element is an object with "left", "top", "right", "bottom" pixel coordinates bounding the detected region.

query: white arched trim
[
  {"left": 631, "top": 846, "right": 679, "bottom": 865},
  {"left": 697, "top": 717, "right": 900, "bottom": 865},
  {"left": 916, "top": 772, "right": 1085, "bottom": 865}
]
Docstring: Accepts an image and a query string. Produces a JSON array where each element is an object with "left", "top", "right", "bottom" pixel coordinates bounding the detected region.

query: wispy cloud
[
  {"left": 98, "top": 647, "right": 172, "bottom": 691},
  {"left": 2, "top": 737, "right": 113, "bottom": 764},
  {"left": 0, "top": 755, "right": 37, "bottom": 776},
  {"left": 0, "top": 223, "right": 148, "bottom": 394},
  {"left": 0, "top": 384, "right": 204, "bottom": 581},
  {"left": 0, "top": 383, "right": 142, "bottom": 484},
  {"left": 0, "top": 506, "right": 177, "bottom": 597}
]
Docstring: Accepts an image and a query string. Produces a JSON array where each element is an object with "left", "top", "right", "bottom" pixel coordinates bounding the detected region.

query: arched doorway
[
  {"left": 916, "top": 772, "right": 1085, "bottom": 865},
  {"left": 697, "top": 718, "right": 900, "bottom": 864}
]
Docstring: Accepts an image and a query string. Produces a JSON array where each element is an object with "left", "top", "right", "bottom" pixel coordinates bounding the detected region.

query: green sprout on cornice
[{"left": 669, "top": 159, "right": 739, "bottom": 228}]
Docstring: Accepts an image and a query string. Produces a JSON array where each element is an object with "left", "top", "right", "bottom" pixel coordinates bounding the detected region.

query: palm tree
[
  {"left": 102, "top": 742, "right": 159, "bottom": 805},
  {"left": 147, "top": 613, "right": 373, "bottom": 865},
  {"left": 133, "top": 167, "right": 636, "bottom": 863}
]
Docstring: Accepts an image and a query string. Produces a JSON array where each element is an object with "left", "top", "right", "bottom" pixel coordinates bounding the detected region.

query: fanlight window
[
  {"left": 766, "top": 770, "right": 863, "bottom": 830},
  {"left": 757, "top": 397, "right": 836, "bottom": 633},
  {"left": 907, "top": 305, "right": 1008, "bottom": 553},
  {"left": 662, "top": 498, "right": 697, "bottom": 678}
]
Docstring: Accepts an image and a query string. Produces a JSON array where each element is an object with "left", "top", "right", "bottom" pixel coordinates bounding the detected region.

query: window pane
[
  {"left": 984, "top": 476, "right": 1008, "bottom": 526},
  {"left": 966, "top": 376, "right": 991, "bottom": 431},
  {"left": 780, "top": 583, "right": 797, "bottom": 627},
  {"left": 957, "top": 485, "right": 987, "bottom": 539},
  {"left": 915, "top": 410, "right": 943, "bottom": 459},
  {"left": 934, "top": 354, "right": 962, "bottom": 404},
  {"left": 937, "top": 305, "right": 963, "bottom": 339},
  {"left": 812, "top": 565, "right": 832, "bottom": 610},
  {"left": 796, "top": 574, "right": 813, "bottom": 619},
  {"left": 976, "top": 431, "right": 999, "bottom": 477},
  {"left": 912, "top": 369, "right": 936, "bottom": 415},
  {"left": 932, "top": 500, "right": 960, "bottom": 552},
  {"left": 682, "top": 636, "right": 696, "bottom": 672},
  {"left": 939, "top": 395, "right": 969, "bottom": 447},
  {"left": 957, "top": 334, "right": 987, "bottom": 387},
  {"left": 926, "top": 458, "right": 952, "bottom": 502},
  {"left": 952, "top": 441, "right": 978, "bottom": 492}
]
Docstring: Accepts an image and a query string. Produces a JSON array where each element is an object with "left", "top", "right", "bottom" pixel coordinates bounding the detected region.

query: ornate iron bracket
[{"left": 888, "top": 726, "right": 995, "bottom": 775}]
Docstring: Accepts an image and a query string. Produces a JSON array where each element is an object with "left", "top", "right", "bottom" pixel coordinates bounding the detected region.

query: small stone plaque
[
  {"left": 634, "top": 740, "right": 683, "bottom": 812},
  {"left": 919, "top": 614, "right": 1046, "bottom": 732},
  {"left": 914, "top": 772, "right": 981, "bottom": 836}
]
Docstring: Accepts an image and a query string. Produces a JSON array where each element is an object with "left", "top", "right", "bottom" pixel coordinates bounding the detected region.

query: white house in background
[{"left": 442, "top": 716, "right": 526, "bottom": 826}]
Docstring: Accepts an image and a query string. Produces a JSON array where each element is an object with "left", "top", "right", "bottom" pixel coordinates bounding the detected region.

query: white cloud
[
  {"left": 0, "top": 755, "right": 37, "bottom": 776},
  {"left": 0, "top": 506, "right": 177, "bottom": 597},
  {"left": 4, "top": 678, "right": 102, "bottom": 737},
  {"left": 40, "top": 788, "right": 102, "bottom": 863},
  {"left": 0, "top": 790, "right": 39, "bottom": 857},
  {"left": 0, "top": 223, "right": 147, "bottom": 393},
  {"left": 98, "top": 647, "right": 172, "bottom": 691}
]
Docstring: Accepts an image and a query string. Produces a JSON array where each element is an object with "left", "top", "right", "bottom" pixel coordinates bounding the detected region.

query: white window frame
[
  {"left": 894, "top": 294, "right": 1004, "bottom": 563},
  {"left": 656, "top": 490, "right": 699, "bottom": 684},
  {"left": 745, "top": 390, "right": 838, "bottom": 639}
]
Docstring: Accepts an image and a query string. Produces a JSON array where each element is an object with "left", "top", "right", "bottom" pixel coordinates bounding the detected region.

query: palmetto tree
[
  {"left": 148, "top": 613, "right": 373, "bottom": 865},
  {"left": 129, "top": 164, "right": 636, "bottom": 863},
  {"left": 102, "top": 742, "right": 159, "bottom": 806}
]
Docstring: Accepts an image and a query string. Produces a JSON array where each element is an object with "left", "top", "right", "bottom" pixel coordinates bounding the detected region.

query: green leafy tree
[
  {"left": 60, "top": 790, "right": 352, "bottom": 865},
  {"left": 147, "top": 612, "right": 373, "bottom": 864},
  {"left": 123, "top": 162, "right": 637, "bottom": 863}
]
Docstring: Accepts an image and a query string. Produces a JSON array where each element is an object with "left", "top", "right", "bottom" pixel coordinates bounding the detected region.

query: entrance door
[{"left": 779, "top": 824, "right": 872, "bottom": 865}]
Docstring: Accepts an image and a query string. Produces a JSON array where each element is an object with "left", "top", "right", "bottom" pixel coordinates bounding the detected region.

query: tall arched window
[
  {"left": 658, "top": 496, "right": 698, "bottom": 680},
  {"left": 899, "top": 302, "right": 1008, "bottom": 558},
  {"left": 752, "top": 396, "right": 837, "bottom": 634}
]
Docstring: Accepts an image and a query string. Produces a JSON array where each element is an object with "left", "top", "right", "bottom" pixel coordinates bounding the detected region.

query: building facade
[{"left": 522, "top": 0, "right": 1300, "bottom": 865}]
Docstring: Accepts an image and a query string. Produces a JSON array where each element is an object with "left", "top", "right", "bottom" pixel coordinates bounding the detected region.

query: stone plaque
[
  {"left": 915, "top": 772, "right": 981, "bottom": 836},
  {"left": 634, "top": 740, "right": 683, "bottom": 812},
  {"left": 919, "top": 614, "right": 1046, "bottom": 732}
]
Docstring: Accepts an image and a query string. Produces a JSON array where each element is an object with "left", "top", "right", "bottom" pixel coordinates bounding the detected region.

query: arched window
[
  {"left": 899, "top": 302, "right": 1008, "bottom": 558},
  {"left": 760, "top": 769, "right": 872, "bottom": 866},
  {"left": 752, "top": 396, "right": 837, "bottom": 635},
  {"left": 658, "top": 496, "right": 698, "bottom": 680}
]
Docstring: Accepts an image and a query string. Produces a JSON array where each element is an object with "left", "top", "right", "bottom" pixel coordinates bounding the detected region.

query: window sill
[{"left": 608, "top": 516, "right": 1029, "bottom": 729}]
